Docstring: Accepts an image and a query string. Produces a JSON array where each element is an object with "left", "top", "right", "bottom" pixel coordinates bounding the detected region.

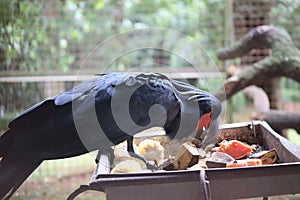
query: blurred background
[{"left": 1, "top": 0, "right": 300, "bottom": 199}]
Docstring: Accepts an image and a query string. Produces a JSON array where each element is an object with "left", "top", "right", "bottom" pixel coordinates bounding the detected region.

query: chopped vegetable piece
[
  {"left": 226, "top": 159, "right": 262, "bottom": 168},
  {"left": 249, "top": 149, "right": 278, "bottom": 165},
  {"left": 217, "top": 140, "right": 253, "bottom": 159},
  {"left": 206, "top": 152, "right": 235, "bottom": 168},
  {"left": 173, "top": 142, "right": 199, "bottom": 170},
  {"left": 245, "top": 159, "right": 263, "bottom": 166},
  {"left": 138, "top": 139, "right": 164, "bottom": 164},
  {"left": 111, "top": 160, "right": 145, "bottom": 173},
  {"left": 226, "top": 161, "right": 248, "bottom": 168}
]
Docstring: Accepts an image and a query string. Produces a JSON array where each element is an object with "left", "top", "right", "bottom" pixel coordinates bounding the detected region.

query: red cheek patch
[{"left": 197, "top": 112, "right": 211, "bottom": 130}]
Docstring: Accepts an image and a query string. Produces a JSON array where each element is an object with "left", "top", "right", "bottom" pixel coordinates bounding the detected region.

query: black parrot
[{"left": 0, "top": 72, "right": 221, "bottom": 199}]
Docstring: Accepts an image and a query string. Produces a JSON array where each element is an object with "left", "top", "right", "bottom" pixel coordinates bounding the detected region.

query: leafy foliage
[
  {"left": 0, "top": 0, "right": 226, "bottom": 72},
  {"left": 1, "top": 0, "right": 300, "bottom": 122},
  {"left": 270, "top": 0, "right": 300, "bottom": 48}
]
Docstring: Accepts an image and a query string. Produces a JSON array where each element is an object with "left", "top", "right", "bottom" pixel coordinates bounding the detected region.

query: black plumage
[{"left": 0, "top": 72, "right": 221, "bottom": 199}]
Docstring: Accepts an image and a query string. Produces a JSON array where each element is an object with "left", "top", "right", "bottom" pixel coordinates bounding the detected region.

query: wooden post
[{"left": 224, "top": 0, "right": 234, "bottom": 123}]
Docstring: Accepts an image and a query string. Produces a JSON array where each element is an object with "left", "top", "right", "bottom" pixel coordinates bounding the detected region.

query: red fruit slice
[
  {"left": 217, "top": 140, "right": 253, "bottom": 159},
  {"left": 226, "top": 159, "right": 262, "bottom": 168}
]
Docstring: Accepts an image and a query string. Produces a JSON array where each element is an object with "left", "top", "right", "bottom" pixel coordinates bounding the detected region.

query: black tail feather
[
  {"left": 0, "top": 153, "right": 42, "bottom": 199},
  {"left": 0, "top": 129, "right": 12, "bottom": 158}
]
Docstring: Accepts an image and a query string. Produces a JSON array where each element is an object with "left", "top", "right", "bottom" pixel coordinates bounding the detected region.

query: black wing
[
  {"left": 3, "top": 72, "right": 182, "bottom": 159},
  {"left": 5, "top": 75, "right": 109, "bottom": 159}
]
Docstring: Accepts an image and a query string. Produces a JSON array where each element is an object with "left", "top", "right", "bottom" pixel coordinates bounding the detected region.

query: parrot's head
[{"left": 166, "top": 79, "right": 222, "bottom": 148}]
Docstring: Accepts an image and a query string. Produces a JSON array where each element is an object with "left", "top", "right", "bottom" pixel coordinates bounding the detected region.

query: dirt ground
[{"left": 12, "top": 171, "right": 106, "bottom": 200}]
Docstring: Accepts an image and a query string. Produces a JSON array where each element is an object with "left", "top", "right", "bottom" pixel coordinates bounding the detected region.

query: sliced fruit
[
  {"left": 226, "top": 159, "right": 262, "bottom": 168},
  {"left": 217, "top": 140, "right": 253, "bottom": 159}
]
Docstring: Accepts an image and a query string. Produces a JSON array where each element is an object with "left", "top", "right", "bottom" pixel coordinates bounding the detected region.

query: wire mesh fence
[{"left": 1, "top": 0, "right": 300, "bottom": 198}]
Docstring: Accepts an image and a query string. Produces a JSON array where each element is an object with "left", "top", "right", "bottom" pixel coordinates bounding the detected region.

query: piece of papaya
[
  {"left": 245, "top": 159, "right": 262, "bottom": 166},
  {"left": 226, "top": 161, "right": 248, "bottom": 168},
  {"left": 226, "top": 159, "right": 262, "bottom": 168},
  {"left": 217, "top": 140, "right": 253, "bottom": 159}
]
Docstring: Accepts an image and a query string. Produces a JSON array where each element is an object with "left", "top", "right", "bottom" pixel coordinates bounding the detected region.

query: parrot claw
[{"left": 128, "top": 151, "right": 158, "bottom": 170}]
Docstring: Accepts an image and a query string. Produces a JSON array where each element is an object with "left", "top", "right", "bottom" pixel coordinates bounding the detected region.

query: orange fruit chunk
[
  {"left": 226, "top": 161, "right": 248, "bottom": 168},
  {"left": 226, "top": 159, "right": 262, "bottom": 168},
  {"left": 217, "top": 140, "right": 253, "bottom": 159}
]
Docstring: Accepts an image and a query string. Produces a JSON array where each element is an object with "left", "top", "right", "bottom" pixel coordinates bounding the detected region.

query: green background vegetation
[{"left": 1, "top": 0, "right": 300, "bottom": 199}]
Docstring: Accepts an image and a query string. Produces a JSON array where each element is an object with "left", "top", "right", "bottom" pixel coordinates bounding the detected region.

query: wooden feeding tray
[{"left": 67, "top": 121, "right": 300, "bottom": 200}]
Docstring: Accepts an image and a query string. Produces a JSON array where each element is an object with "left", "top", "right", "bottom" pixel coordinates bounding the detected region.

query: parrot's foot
[{"left": 128, "top": 152, "right": 158, "bottom": 170}]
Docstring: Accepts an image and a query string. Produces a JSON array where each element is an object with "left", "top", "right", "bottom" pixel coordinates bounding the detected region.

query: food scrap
[
  {"left": 173, "top": 142, "right": 200, "bottom": 170},
  {"left": 226, "top": 159, "right": 262, "bottom": 168},
  {"left": 138, "top": 139, "right": 165, "bottom": 165},
  {"left": 248, "top": 149, "right": 278, "bottom": 165},
  {"left": 111, "top": 139, "right": 165, "bottom": 173},
  {"left": 206, "top": 152, "right": 235, "bottom": 168},
  {"left": 217, "top": 140, "right": 253, "bottom": 159},
  {"left": 110, "top": 137, "right": 279, "bottom": 173},
  {"left": 114, "top": 140, "right": 139, "bottom": 158},
  {"left": 111, "top": 159, "right": 148, "bottom": 174}
]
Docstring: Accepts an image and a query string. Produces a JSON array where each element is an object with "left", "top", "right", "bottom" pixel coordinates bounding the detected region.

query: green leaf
[
  {"left": 7, "top": 49, "right": 17, "bottom": 56},
  {"left": 93, "top": 0, "right": 105, "bottom": 10},
  {"left": 61, "top": 64, "right": 68, "bottom": 72},
  {"left": 70, "top": 30, "right": 80, "bottom": 40},
  {"left": 20, "top": 2, "right": 27, "bottom": 12},
  {"left": 29, "top": 51, "right": 36, "bottom": 59}
]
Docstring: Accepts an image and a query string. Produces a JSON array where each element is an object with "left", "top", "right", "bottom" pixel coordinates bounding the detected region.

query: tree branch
[
  {"left": 214, "top": 25, "right": 300, "bottom": 101},
  {"left": 214, "top": 25, "right": 300, "bottom": 134}
]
